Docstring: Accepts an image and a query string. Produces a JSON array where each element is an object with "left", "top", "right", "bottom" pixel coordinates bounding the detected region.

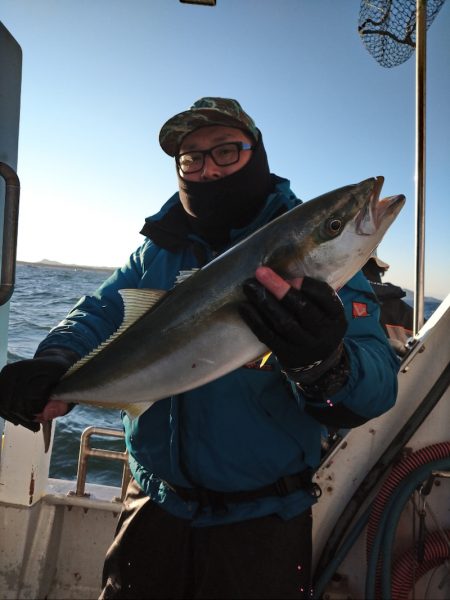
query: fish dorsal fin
[
  {"left": 63, "top": 288, "right": 167, "bottom": 378},
  {"left": 119, "top": 288, "right": 167, "bottom": 326},
  {"left": 174, "top": 268, "right": 199, "bottom": 286}
]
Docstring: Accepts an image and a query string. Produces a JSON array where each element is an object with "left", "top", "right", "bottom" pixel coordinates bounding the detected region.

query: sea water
[{"left": 6, "top": 263, "right": 442, "bottom": 487}]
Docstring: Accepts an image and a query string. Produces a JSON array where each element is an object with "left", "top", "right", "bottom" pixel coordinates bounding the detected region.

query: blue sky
[{"left": 2, "top": 0, "right": 449, "bottom": 299}]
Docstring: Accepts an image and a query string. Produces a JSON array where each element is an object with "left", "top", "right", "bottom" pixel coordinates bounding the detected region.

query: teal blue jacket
[{"left": 37, "top": 177, "right": 399, "bottom": 526}]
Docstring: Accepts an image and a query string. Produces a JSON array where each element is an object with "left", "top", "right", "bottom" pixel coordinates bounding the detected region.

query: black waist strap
[{"left": 164, "top": 470, "right": 321, "bottom": 515}]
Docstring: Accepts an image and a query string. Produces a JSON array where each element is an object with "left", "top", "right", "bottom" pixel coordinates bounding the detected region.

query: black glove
[
  {"left": 239, "top": 276, "right": 348, "bottom": 395},
  {"left": 0, "top": 349, "right": 77, "bottom": 432}
]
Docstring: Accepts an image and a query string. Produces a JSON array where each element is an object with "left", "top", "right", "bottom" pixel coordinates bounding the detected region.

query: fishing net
[{"left": 358, "top": 0, "right": 446, "bottom": 67}]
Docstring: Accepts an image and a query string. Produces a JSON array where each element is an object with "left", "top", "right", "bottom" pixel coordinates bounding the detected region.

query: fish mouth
[
  {"left": 356, "top": 176, "right": 406, "bottom": 234},
  {"left": 375, "top": 193, "right": 406, "bottom": 225}
]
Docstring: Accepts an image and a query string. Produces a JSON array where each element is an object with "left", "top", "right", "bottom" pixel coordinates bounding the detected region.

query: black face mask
[{"left": 177, "top": 134, "right": 273, "bottom": 249}]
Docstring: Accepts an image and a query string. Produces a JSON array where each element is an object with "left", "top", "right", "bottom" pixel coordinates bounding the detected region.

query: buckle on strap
[
  {"left": 197, "top": 488, "right": 228, "bottom": 516},
  {"left": 274, "top": 471, "right": 322, "bottom": 499}
]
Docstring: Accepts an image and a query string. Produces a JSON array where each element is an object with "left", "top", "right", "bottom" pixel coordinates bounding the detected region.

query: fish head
[{"left": 266, "top": 176, "right": 405, "bottom": 290}]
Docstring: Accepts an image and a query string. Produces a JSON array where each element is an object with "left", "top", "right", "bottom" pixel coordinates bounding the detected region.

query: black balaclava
[{"left": 177, "top": 134, "right": 273, "bottom": 249}]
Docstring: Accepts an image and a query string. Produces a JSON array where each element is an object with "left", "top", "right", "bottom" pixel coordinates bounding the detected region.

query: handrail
[
  {"left": 70, "top": 426, "right": 131, "bottom": 503},
  {"left": 0, "top": 162, "right": 20, "bottom": 306}
]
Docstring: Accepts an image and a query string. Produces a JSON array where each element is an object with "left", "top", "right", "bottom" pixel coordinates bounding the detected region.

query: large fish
[{"left": 49, "top": 176, "right": 405, "bottom": 419}]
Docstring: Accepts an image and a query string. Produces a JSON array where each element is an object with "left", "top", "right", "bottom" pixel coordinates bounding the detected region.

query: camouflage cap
[{"left": 159, "top": 97, "right": 259, "bottom": 156}]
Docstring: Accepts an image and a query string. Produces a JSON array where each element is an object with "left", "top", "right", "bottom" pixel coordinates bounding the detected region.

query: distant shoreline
[
  {"left": 16, "top": 261, "right": 444, "bottom": 303},
  {"left": 17, "top": 260, "right": 116, "bottom": 274}
]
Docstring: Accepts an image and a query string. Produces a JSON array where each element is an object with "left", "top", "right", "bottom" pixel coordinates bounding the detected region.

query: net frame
[{"left": 358, "top": 0, "right": 446, "bottom": 67}]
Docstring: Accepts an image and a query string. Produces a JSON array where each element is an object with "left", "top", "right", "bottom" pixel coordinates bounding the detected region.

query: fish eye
[{"left": 326, "top": 218, "right": 343, "bottom": 236}]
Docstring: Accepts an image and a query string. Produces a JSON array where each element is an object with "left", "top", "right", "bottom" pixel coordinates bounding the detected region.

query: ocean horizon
[{"left": 17, "top": 259, "right": 445, "bottom": 304}]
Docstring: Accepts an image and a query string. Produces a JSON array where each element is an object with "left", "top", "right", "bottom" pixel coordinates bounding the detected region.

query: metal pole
[{"left": 414, "top": 0, "right": 427, "bottom": 335}]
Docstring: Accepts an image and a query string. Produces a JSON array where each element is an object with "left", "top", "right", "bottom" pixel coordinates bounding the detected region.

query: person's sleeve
[
  {"left": 304, "top": 271, "right": 400, "bottom": 428},
  {"left": 35, "top": 240, "right": 155, "bottom": 358}
]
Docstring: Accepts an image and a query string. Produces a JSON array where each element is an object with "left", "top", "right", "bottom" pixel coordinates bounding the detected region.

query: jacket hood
[{"left": 140, "top": 175, "right": 301, "bottom": 253}]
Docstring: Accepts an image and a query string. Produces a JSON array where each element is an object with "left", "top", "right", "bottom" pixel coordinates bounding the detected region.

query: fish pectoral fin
[
  {"left": 125, "top": 402, "right": 153, "bottom": 420},
  {"left": 41, "top": 420, "right": 53, "bottom": 453}
]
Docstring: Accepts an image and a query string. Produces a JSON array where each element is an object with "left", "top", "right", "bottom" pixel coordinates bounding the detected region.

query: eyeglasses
[{"left": 177, "top": 141, "right": 254, "bottom": 174}]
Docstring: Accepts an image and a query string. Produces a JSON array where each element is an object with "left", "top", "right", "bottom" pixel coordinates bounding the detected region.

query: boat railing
[
  {"left": 0, "top": 162, "right": 20, "bottom": 306},
  {"left": 70, "top": 426, "right": 131, "bottom": 502}
]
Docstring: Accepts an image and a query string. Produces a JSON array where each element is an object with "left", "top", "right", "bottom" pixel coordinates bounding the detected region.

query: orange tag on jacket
[{"left": 352, "top": 302, "right": 369, "bottom": 318}]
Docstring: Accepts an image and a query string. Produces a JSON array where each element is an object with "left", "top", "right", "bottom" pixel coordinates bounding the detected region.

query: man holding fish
[{"left": 0, "top": 98, "right": 402, "bottom": 599}]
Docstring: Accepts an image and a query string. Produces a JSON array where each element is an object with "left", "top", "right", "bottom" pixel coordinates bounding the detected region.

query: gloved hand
[
  {"left": 0, "top": 350, "right": 77, "bottom": 432},
  {"left": 239, "top": 267, "right": 348, "bottom": 390}
]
